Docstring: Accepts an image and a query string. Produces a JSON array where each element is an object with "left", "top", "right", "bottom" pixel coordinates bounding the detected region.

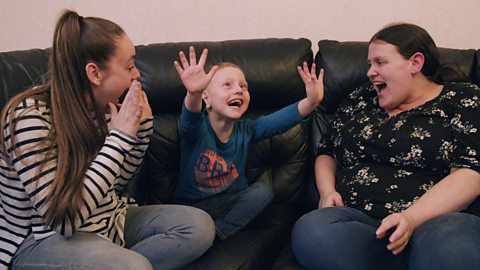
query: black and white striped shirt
[{"left": 0, "top": 98, "right": 153, "bottom": 269}]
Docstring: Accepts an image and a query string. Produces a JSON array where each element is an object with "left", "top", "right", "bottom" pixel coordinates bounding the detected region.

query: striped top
[{"left": 0, "top": 97, "right": 153, "bottom": 269}]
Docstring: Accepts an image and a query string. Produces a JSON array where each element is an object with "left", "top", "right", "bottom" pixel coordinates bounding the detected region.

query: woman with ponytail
[
  {"left": 292, "top": 23, "right": 480, "bottom": 269},
  {"left": 0, "top": 10, "right": 214, "bottom": 270}
]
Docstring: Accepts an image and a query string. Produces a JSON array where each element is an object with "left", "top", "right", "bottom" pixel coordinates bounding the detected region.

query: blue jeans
[
  {"left": 12, "top": 204, "right": 215, "bottom": 270},
  {"left": 292, "top": 207, "right": 480, "bottom": 270},
  {"left": 191, "top": 182, "right": 274, "bottom": 240}
]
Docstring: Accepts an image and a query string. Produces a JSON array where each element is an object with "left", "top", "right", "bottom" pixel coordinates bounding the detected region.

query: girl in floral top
[{"left": 292, "top": 23, "right": 480, "bottom": 270}]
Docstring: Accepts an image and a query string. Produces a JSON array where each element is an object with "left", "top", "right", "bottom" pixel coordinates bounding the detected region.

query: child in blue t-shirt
[{"left": 172, "top": 46, "right": 324, "bottom": 240}]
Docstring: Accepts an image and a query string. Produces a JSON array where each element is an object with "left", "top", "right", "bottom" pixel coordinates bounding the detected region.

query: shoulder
[
  {"left": 441, "top": 82, "right": 479, "bottom": 107},
  {"left": 5, "top": 97, "right": 50, "bottom": 123},
  {"left": 443, "top": 82, "right": 479, "bottom": 96}
]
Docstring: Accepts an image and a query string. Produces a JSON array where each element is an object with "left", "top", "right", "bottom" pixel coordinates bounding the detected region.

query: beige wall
[{"left": 1, "top": 0, "right": 479, "bottom": 53}]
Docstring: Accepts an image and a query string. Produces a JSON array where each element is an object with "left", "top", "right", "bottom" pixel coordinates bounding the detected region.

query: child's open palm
[
  {"left": 296, "top": 62, "right": 325, "bottom": 117},
  {"left": 174, "top": 46, "right": 217, "bottom": 95},
  {"left": 297, "top": 62, "right": 324, "bottom": 105}
]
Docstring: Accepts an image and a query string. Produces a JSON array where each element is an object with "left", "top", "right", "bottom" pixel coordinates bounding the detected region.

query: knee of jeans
[
  {"left": 291, "top": 208, "right": 347, "bottom": 250},
  {"left": 121, "top": 252, "right": 153, "bottom": 270},
  {"left": 189, "top": 208, "right": 216, "bottom": 253},
  {"left": 292, "top": 211, "right": 321, "bottom": 249},
  {"left": 411, "top": 213, "right": 480, "bottom": 256},
  {"left": 292, "top": 212, "right": 321, "bottom": 265}
]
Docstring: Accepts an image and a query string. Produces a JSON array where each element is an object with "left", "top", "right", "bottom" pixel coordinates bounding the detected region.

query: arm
[
  {"left": 252, "top": 102, "right": 302, "bottom": 142},
  {"left": 376, "top": 168, "right": 480, "bottom": 255},
  {"left": 115, "top": 88, "right": 153, "bottom": 192},
  {"left": 174, "top": 46, "right": 217, "bottom": 112},
  {"left": 315, "top": 154, "right": 344, "bottom": 208},
  {"left": 251, "top": 63, "right": 324, "bottom": 142},
  {"left": 405, "top": 168, "right": 480, "bottom": 225},
  {"left": 297, "top": 62, "right": 324, "bottom": 118},
  {"left": 114, "top": 117, "right": 153, "bottom": 192}
]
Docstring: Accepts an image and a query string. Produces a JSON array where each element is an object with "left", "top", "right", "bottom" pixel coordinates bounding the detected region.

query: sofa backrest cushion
[{"left": 0, "top": 49, "right": 49, "bottom": 109}]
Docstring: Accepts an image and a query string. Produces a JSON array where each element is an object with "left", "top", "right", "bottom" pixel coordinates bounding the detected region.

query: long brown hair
[{"left": 0, "top": 10, "right": 125, "bottom": 227}]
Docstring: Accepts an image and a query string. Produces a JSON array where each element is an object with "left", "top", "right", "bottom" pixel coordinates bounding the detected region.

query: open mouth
[
  {"left": 374, "top": 82, "right": 387, "bottom": 92},
  {"left": 228, "top": 99, "right": 243, "bottom": 108}
]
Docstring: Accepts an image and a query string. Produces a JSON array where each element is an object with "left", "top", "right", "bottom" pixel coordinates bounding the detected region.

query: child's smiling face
[{"left": 203, "top": 66, "right": 250, "bottom": 121}]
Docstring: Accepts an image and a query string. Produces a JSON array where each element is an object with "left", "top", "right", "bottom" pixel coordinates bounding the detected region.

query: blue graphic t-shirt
[{"left": 172, "top": 101, "right": 302, "bottom": 203}]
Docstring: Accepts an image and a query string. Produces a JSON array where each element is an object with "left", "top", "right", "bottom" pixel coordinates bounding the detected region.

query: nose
[
  {"left": 234, "top": 85, "right": 244, "bottom": 94},
  {"left": 366, "top": 65, "right": 377, "bottom": 78},
  {"left": 132, "top": 66, "right": 141, "bottom": 80}
]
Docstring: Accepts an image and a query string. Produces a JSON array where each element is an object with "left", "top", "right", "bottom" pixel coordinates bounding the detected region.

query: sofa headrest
[
  {"left": 2, "top": 39, "right": 478, "bottom": 116},
  {"left": 315, "top": 40, "right": 479, "bottom": 114},
  {"left": 0, "top": 39, "right": 313, "bottom": 114},
  {"left": 0, "top": 49, "right": 50, "bottom": 109}
]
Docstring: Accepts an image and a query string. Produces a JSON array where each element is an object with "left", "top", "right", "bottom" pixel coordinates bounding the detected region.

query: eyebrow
[{"left": 125, "top": 54, "right": 135, "bottom": 64}]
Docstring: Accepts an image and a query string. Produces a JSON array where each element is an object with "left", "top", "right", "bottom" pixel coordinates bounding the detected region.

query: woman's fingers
[
  {"left": 110, "top": 80, "right": 143, "bottom": 136},
  {"left": 108, "top": 102, "right": 118, "bottom": 117}
]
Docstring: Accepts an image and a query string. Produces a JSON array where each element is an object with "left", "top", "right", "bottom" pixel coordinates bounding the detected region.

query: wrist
[
  {"left": 309, "top": 97, "right": 321, "bottom": 109},
  {"left": 319, "top": 187, "right": 336, "bottom": 197},
  {"left": 402, "top": 210, "right": 418, "bottom": 229},
  {"left": 298, "top": 98, "right": 318, "bottom": 118},
  {"left": 187, "top": 91, "right": 203, "bottom": 98}
]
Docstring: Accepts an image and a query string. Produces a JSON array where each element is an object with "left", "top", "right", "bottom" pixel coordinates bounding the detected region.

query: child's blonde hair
[{"left": 213, "top": 62, "right": 244, "bottom": 72}]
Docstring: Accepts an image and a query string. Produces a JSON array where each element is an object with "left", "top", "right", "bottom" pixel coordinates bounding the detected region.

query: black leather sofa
[{"left": 1, "top": 38, "right": 479, "bottom": 270}]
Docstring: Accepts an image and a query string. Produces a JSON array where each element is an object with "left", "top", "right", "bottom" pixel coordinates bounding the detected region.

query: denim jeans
[
  {"left": 292, "top": 207, "right": 480, "bottom": 270},
  {"left": 12, "top": 204, "right": 215, "bottom": 270},
  {"left": 191, "top": 181, "right": 274, "bottom": 240}
]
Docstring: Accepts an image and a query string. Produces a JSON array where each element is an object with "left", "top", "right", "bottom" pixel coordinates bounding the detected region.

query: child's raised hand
[
  {"left": 298, "top": 62, "right": 324, "bottom": 106},
  {"left": 296, "top": 62, "right": 325, "bottom": 117},
  {"left": 174, "top": 46, "right": 217, "bottom": 96}
]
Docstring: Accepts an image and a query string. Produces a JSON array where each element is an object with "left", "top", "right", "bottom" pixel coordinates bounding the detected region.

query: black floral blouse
[{"left": 317, "top": 82, "right": 480, "bottom": 220}]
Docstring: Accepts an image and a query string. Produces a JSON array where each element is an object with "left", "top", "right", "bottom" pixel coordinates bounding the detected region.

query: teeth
[{"left": 229, "top": 100, "right": 242, "bottom": 107}]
